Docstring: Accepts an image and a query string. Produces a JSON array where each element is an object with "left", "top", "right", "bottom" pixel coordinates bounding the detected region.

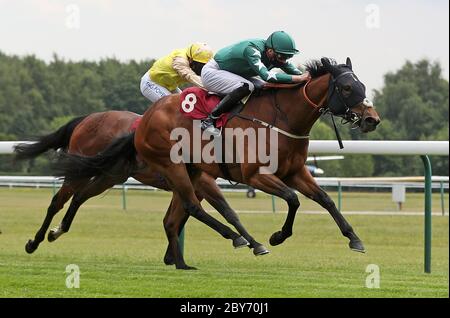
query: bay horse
[
  {"left": 52, "top": 57, "right": 380, "bottom": 265},
  {"left": 15, "top": 111, "right": 267, "bottom": 270}
]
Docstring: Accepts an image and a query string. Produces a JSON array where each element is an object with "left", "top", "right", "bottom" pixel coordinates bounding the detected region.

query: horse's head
[{"left": 321, "top": 57, "right": 380, "bottom": 133}]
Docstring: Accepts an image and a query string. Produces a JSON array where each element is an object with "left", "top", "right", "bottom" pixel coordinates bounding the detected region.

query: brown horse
[
  {"left": 15, "top": 111, "right": 265, "bottom": 270},
  {"left": 52, "top": 58, "right": 380, "bottom": 266}
]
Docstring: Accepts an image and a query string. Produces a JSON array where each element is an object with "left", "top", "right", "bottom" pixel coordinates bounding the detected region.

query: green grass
[{"left": 0, "top": 188, "right": 448, "bottom": 298}]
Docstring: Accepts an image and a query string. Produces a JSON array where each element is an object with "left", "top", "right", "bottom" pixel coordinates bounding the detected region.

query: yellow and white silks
[{"left": 140, "top": 43, "right": 213, "bottom": 103}]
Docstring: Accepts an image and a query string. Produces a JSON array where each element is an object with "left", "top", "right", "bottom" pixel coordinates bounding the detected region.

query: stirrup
[
  {"left": 205, "top": 126, "right": 222, "bottom": 137},
  {"left": 200, "top": 118, "right": 222, "bottom": 137}
]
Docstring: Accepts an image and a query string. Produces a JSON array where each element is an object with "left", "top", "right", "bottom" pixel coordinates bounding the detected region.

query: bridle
[
  {"left": 302, "top": 69, "right": 374, "bottom": 148},
  {"left": 324, "top": 71, "right": 374, "bottom": 129}
]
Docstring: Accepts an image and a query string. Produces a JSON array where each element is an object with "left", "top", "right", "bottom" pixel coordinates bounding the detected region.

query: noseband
[
  {"left": 338, "top": 98, "right": 374, "bottom": 129},
  {"left": 320, "top": 71, "right": 374, "bottom": 128},
  {"left": 302, "top": 70, "right": 374, "bottom": 148}
]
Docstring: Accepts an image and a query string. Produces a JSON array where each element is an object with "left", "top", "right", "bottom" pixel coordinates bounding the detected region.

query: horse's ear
[
  {"left": 346, "top": 57, "right": 353, "bottom": 70},
  {"left": 321, "top": 57, "right": 332, "bottom": 70}
]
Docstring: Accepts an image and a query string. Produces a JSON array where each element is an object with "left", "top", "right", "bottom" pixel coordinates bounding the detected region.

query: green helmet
[{"left": 266, "top": 31, "right": 299, "bottom": 56}]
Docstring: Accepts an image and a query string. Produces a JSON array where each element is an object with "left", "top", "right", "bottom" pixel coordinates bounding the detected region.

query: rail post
[
  {"left": 52, "top": 179, "right": 56, "bottom": 196},
  {"left": 421, "top": 155, "right": 432, "bottom": 273},
  {"left": 122, "top": 184, "right": 127, "bottom": 211},
  {"left": 338, "top": 181, "right": 342, "bottom": 212}
]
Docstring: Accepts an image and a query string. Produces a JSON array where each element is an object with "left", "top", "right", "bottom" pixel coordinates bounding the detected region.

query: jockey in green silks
[{"left": 200, "top": 31, "right": 311, "bottom": 136}]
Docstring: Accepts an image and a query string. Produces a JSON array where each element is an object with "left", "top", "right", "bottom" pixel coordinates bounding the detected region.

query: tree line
[{"left": 0, "top": 51, "right": 448, "bottom": 176}]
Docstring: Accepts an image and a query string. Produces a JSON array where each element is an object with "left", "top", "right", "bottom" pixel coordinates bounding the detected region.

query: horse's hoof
[
  {"left": 349, "top": 240, "right": 366, "bottom": 253},
  {"left": 25, "top": 240, "right": 37, "bottom": 254},
  {"left": 269, "top": 231, "right": 286, "bottom": 246},
  {"left": 233, "top": 236, "right": 250, "bottom": 249},
  {"left": 47, "top": 227, "right": 64, "bottom": 242},
  {"left": 163, "top": 255, "right": 175, "bottom": 266},
  {"left": 47, "top": 230, "right": 57, "bottom": 242},
  {"left": 253, "top": 245, "right": 270, "bottom": 256},
  {"left": 176, "top": 264, "right": 198, "bottom": 270}
]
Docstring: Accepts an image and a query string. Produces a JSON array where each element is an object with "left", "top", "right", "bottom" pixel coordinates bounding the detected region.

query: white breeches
[{"left": 140, "top": 72, "right": 182, "bottom": 103}]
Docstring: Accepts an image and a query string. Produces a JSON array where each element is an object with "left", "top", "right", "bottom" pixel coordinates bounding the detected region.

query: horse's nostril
[{"left": 365, "top": 117, "right": 380, "bottom": 126}]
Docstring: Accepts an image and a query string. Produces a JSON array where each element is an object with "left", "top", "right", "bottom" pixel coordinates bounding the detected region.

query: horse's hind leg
[
  {"left": 25, "top": 182, "right": 81, "bottom": 254},
  {"left": 156, "top": 164, "right": 242, "bottom": 269},
  {"left": 163, "top": 184, "right": 251, "bottom": 267},
  {"left": 162, "top": 199, "right": 176, "bottom": 265},
  {"left": 163, "top": 194, "right": 190, "bottom": 268},
  {"left": 49, "top": 175, "right": 119, "bottom": 241},
  {"left": 164, "top": 189, "right": 251, "bottom": 269}
]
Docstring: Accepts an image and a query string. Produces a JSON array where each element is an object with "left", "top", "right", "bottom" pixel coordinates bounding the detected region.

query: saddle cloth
[
  {"left": 179, "top": 87, "right": 229, "bottom": 128},
  {"left": 129, "top": 117, "right": 142, "bottom": 132}
]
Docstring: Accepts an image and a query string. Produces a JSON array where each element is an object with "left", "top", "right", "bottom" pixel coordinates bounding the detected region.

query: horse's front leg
[
  {"left": 195, "top": 173, "right": 268, "bottom": 255},
  {"left": 248, "top": 172, "right": 300, "bottom": 246},
  {"left": 287, "top": 166, "right": 365, "bottom": 253}
]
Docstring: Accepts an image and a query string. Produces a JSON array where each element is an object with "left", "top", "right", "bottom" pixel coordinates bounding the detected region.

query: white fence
[
  {"left": 308, "top": 140, "right": 448, "bottom": 155},
  {"left": 0, "top": 175, "right": 448, "bottom": 191},
  {"left": 3, "top": 140, "right": 448, "bottom": 155},
  {"left": 0, "top": 141, "right": 29, "bottom": 154}
]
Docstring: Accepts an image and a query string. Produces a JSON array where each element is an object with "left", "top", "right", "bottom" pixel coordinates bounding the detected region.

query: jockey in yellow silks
[{"left": 140, "top": 43, "right": 214, "bottom": 103}]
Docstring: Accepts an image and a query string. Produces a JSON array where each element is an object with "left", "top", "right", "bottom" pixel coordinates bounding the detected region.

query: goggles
[{"left": 275, "top": 52, "right": 294, "bottom": 62}]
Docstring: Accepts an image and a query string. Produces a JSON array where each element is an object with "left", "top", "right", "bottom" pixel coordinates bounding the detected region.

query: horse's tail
[
  {"left": 52, "top": 132, "right": 137, "bottom": 182},
  {"left": 14, "top": 115, "right": 87, "bottom": 161}
]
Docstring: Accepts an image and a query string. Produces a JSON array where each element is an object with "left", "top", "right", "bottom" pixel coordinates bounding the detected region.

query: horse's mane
[{"left": 304, "top": 58, "right": 337, "bottom": 79}]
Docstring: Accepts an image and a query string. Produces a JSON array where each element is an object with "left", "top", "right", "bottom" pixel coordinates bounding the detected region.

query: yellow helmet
[{"left": 187, "top": 42, "right": 213, "bottom": 64}]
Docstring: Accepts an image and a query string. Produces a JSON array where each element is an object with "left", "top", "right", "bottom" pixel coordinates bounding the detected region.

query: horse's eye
[{"left": 343, "top": 85, "right": 352, "bottom": 92}]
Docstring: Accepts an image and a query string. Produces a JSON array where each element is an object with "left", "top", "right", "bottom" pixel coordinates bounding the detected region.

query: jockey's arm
[
  {"left": 281, "top": 62, "right": 302, "bottom": 76},
  {"left": 243, "top": 46, "right": 295, "bottom": 84},
  {"left": 172, "top": 56, "right": 204, "bottom": 88},
  {"left": 281, "top": 63, "right": 311, "bottom": 82}
]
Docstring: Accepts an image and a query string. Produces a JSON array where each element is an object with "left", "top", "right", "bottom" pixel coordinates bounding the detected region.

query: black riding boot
[{"left": 200, "top": 83, "right": 251, "bottom": 136}]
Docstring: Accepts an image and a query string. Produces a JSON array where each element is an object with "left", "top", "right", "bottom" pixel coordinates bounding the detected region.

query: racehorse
[
  {"left": 52, "top": 58, "right": 380, "bottom": 263},
  {"left": 15, "top": 111, "right": 267, "bottom": 270}
]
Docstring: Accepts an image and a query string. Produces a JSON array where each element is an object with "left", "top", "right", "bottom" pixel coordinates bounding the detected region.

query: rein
[
  {"left": 235, "top": 113, "right": 310, "bottom": 139},
  {"left": 235, "top": 81, "right": 321, "bottom": 140},
  {"left": 302, "top": 79, "right": 329, "bottom": 109}
]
